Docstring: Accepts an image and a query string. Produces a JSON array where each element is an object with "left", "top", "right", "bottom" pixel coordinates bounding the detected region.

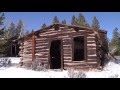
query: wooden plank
[
  {"left": 87, "top": 50, "right": 96, "bottom": 55},
  {"left": 87, "top": 38, "right": 95, "bottom": 41},
  {"left": 87, "top": 56, "right": 97, "bottom": 59}
]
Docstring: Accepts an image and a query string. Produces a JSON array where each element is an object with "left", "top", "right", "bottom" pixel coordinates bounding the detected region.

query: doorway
[{"left": 50, "top": 40, "right": 61, "bottom": 69}]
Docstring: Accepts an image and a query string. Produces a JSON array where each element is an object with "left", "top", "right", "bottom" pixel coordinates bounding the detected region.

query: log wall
[{"left": 19, "top": 25, "right": 107, "bottom": 69}]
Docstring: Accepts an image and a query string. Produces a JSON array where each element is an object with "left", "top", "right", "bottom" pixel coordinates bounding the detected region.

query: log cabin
[{"left": 17, "top": 23, "right": 108, "bottom": 70}]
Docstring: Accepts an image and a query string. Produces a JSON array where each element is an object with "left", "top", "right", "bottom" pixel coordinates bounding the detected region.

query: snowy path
[{"left": 0, "top": 57, "right": 120, "bottom": 78}]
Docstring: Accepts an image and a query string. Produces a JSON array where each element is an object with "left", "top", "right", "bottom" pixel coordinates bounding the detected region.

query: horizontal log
[
  {"left": 23, "top": 45, "right": 32, "bottom": 48},
  {"left": 64, "top": 60, "right": 85, "bottom": 63},
  {"left": 35, "top": 53, "right": 48, "bottom": 56},
  {"left": 41, "top": 30, "right": 57, "bottom": 34},
  {"left": 87, "top": 36, "right": 95, "bottom": 39},
  {"left": 87, "top": 50, "right": 96, "bottom": 55},
  {"left": 88, "top": 54, "right": 97, "bottom": 56},
  {"left": 35, "top": 55, "right": 48, "bottom": 59},
  {"left": 87, "top": 48, "right": 96, "bottom": 51},
  {"left": 87, "top": 38, "right": 95, "bottom": 41},
  {"left": 87, "top": 42, "right": 96, "bottom": 44},
  {"left": 36, "top": 46, "right": 47, "bottom": 49},
  {"left": 23, "top": 52, "right": 32, "bottom": 54},
  {"left": 35, "top": 38, "right": 47, "bottom": 40},
  {"left": 87, "top": 56, "right": 97, "bottom": 59},
  {"left": 86, "top": 59, "right": 97, "bottom": 62},
  {"left": 57, "top": 35, "right": 69, "bottom": 38},
  {"left": 36, "top": 48, "right": 49, "bottom": 51},
  {"left": 63, "top": 44, "right": 72, "bottom": 47},
  {"left": 63, "top": 58, "right": 72, "bottom": 61},
  {"left": 63, "top": 47, "right": 72, "bottom": 50},
  {"left": 36, "top": 40, "right": 48, "bottom": 43},
  {"left": 63, "top": 42, "right": 71, "bottom": 45},
  {"left": 24, "top": 48, "right": 32, "bottom": 50},
  {"left": 35, "top": 53, "right": 42, "bottom": 56},
  {"left": 64, "top": 53, "right": 72, "bottom": 55},
  {"left": 63, "top": 54, "right": 72, "bottom": 57},
  {"left": 63, "top": 50, "right": 72, "bottom": 53},
  {"left": 87, "top": 44, "right": 96, "bottom": 46},
  {"left": 87, "top": 34, "right": 95, "bottom": 37},
  {"left": 41, "top": 33, "right": 58, "bottom": 36},
  {"left": 36, "top": 43, "right": 48, "bottom": 46},
  {"left": 64, "top": 62, "right": 87, "bottom": 66},
  {"left": 63, "top": 46, "right": 72, "bottom": 48},
  {"left": 87, "top": 46, "right": 96, "bottom": 48},
  {"left": 64, "top": 57, "right": 72, "bottom": 59}
]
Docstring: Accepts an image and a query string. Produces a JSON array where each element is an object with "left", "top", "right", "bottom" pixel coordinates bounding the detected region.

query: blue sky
[{"left": 4, "top": 12, "right": 120, "bottom": 40}]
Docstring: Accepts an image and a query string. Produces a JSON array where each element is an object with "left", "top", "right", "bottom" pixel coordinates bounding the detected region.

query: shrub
[{"left": 68, "top": 69, "right": 86, "bottom": 78}]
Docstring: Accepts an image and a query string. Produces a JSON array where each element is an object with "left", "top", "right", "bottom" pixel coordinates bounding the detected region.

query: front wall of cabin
[{"left": 19, "top": 26, "right": 99, "bottom": 69}]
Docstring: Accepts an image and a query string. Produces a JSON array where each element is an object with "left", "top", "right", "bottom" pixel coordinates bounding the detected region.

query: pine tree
[
  {"left": 77, "top": 13, "right": 90, "bottom": 27},
  {"left": 0, "top": 12, "right": 6, "bottom": 56},
  {"left": 8, "top": 22, "right": 16, "bottom": 38},
  {"left": 53, "top": 16, "right": 59, "bottom": 24},
  {"left": 62, "top": 19, "right": 66, "bottom": 24},
  {"left": 92, "top": 16, "right": 100, "bottom": 31},
  {"left": 71, "top": 15, "right": 77, "bottom": 25},
  {"left": 110, "top": 28, "right": 120, "bottom": 55},
  {"left": 41, "top": 23, "right": 46, "bottom": 28},
  {"left": 0, "top": 13, "right": 5, "bottom": 37},
  {"left": 16, "top": 20, "right": 25, "bottom": 38},
  {"left": 0, "top": 12, "right": 5, "bottom": 27}
]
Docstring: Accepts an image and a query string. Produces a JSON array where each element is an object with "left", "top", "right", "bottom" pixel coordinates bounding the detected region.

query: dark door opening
[
  {"left": 50, "top": 40, "right": 61, "bottom": 69},
  {"left": 11, "top": 45, "right": 16, "bottom": 57},
  {"left": 73, "top": 36, "right": 85, "bottom": 61}
]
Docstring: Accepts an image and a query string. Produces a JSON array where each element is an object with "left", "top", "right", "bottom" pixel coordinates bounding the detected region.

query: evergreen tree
[
  {"left": 92, "top": 16, "right": 100, "bottom": 31},
  {"left": 53, "top": 16, "right": 59, "bottom": 24},
  {"left": 62, "top": 19, "right": 66, "bottom": 24},
  {"left": 71, "top": 15, "right": 77, "bottom": 25},
  {"left": 8, "top": 22, "right": 16, "bottom": 38},
  {"left": 0, "top": 12, "right": 5, "bottom": 27},
  {"left": 110, "top": 28, "right": 120, "bottom": 55},
  {"left": 16, "top": 20, "right": 25, "bottom": 38},
  {"left": 0, "top": 13, "right": 5, "bottom": 37},
  {"left": 77, "top": 13, "right": 90, "bottom": 27},
  {"left": 41, "top": 23, "right": 46, "bottom": 28},
  {"left": 0, "top": 12, "right": 5, "bottom": 56}
]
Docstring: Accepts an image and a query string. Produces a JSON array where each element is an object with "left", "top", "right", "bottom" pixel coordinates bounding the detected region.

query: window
[{"left": 73, "top": 36, "right": 85, "bottom": 61}]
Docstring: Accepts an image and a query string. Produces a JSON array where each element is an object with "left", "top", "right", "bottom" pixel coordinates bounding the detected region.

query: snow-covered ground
[{"left": 0, "top": 57, "right": 120, "bottom": 78}]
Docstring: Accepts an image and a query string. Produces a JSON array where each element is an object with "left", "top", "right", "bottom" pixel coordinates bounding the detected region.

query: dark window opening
[
  {"left": 73, "top": 36, "right": 85, "bottom": 61},
  {"left": 50, "top": 40, "right": 61, "bottom": 69}
]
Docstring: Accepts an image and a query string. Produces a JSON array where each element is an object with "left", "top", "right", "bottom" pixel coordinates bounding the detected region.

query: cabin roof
[{"left": 16, "top": 23, "right": 107, "bottom": 41}]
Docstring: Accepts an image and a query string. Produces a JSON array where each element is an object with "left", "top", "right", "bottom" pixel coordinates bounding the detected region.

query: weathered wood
[
  {"left": 18, "top": 24, "right": 108, "bottom": 69},
  {"left": 87, "top": 50, "right": 96, "bottom": 55},
  {"left": 87, "top": 56, "right": 97, "bottom": 59}
]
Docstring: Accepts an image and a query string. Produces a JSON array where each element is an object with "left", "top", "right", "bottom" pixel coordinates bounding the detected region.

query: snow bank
[
  {"left": 0, "top": 57, "right": 120, "bottom": 78},
  {"left": 85, "top": 58, "right": 120, "bottom": 78},
  {"left": 0, "top": 67, "right": 68, "bottom": 78}
]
